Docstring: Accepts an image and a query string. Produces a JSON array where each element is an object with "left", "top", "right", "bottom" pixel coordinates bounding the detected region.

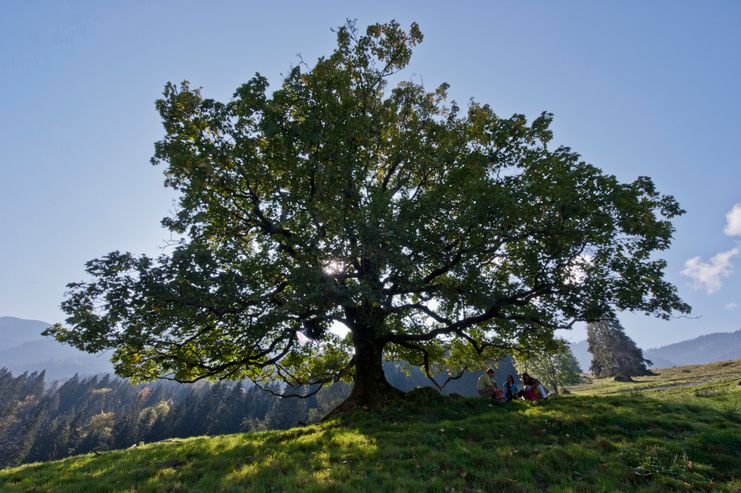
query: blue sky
[{"left": 1, "top": 1, "right": 739, "bottom": 349}]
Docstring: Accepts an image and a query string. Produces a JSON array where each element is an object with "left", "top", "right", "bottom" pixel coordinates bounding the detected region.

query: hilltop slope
[{"left": 1, "top": 360, "right": 739, "bottom": 492}]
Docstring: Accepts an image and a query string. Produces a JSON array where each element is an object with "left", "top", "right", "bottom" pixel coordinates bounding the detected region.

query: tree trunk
[
  {"left": 346, "top": 336, "right": 400, "bottom": 405},
  {"left": 329, "top": 309, "right": 402, "bottom": 415}
]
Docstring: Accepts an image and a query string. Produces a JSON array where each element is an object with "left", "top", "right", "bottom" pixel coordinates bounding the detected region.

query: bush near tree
[{"left": 514, "top": 341, "right": 582, "bottom": 395}]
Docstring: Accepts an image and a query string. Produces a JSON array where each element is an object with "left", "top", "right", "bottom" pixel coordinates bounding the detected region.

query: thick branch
[
  {"left": 393, "top": 340, "right": 467, "bottom": 391},
  {"left": 388, "top": 285, "right": 548, "bottom": 344}
]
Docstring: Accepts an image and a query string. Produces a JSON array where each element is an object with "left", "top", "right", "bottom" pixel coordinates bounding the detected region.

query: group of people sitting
[{"left": 476, "top": 368, "right": 549, "bottom": 403}]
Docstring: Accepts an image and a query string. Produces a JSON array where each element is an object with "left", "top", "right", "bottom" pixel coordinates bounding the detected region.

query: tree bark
[
  {"left": 330, "top": 308, "right": 402, "bottom": 414},
  {"left": 346, "top": 335, "right": 399, "bottom": 404}
]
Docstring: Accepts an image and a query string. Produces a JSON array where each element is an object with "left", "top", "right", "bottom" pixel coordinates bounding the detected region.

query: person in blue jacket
[{"left": 503, "top": 374, "right": 520, "bottom": 401}]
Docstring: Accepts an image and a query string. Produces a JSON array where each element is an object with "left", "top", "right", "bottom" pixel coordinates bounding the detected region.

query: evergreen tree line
[
  {"left": 0, "top": 361, "right": 492, "bottom": 468},
  {"left": 0, "top": 368, "right": 351, "bottom": 468}
]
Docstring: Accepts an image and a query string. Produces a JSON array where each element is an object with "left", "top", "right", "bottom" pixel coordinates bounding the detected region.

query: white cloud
[
  {"left": 725, "top": 203, "right": 741, "bottom": 237},
  {"left": 724, "top": 302, "right": 738, "bottom": 310},
  {"left": 681, "top": 247, "right": 739, "bottom": 294}
]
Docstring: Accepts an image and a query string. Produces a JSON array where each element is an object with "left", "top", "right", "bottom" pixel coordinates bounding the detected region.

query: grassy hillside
[{"left": 1, "top": 360, "right": 739, "bottom": 493}]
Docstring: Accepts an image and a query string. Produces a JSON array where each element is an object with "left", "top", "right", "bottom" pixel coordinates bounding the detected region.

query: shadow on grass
[{"left": 1, "top": 391, "right": 740, "bottom": 492}]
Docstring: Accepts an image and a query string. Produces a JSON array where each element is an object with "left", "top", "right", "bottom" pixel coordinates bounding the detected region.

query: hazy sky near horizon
[{"left": 1, "top": 1, "right": 740, "bottom": 349}]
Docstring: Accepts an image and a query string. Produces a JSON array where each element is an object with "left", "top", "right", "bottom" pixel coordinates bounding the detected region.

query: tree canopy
[{"left": 48, "top": 20, "right": 689, "bottom": 408}]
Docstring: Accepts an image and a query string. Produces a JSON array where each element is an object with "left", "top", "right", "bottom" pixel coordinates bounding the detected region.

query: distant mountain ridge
[
  {"left": 0, "top": 317, "right": 53, "bottom": 351},
  {"left": 0, "top": 316, "right": 113, "bottom": 380},
  {"left": 570, "top": 329, "right": 741, "bottom": 372},
  {"left": 644, "top": 329, "right": 741, "bottom": 367}
]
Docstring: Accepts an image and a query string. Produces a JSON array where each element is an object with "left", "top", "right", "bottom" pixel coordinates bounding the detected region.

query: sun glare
[{"left": 323, "top": 259, "right": 345, "bottom": 275}]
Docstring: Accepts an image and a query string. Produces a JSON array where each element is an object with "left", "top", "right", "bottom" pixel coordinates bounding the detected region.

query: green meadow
[{"left": 1, "top": 359, "right": 739, "bottom": 493}]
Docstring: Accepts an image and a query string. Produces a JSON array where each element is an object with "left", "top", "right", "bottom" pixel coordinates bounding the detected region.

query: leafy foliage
[
  {"left": 514, "top": 340, "right": 582, "bottom": 393},
  {"left": 47, "top": 20, "right": 689, "bottom": 403}
]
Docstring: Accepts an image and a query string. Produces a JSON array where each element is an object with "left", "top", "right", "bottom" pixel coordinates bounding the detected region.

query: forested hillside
[
  {"left": 644, "top": 329, "right": 741, "bottom": 367},
  {"left": 0, "top": 359, "right": 517, "bottom": 468},
  {"left": 0, "top": 368, "right": 347, "bottom": 468}
]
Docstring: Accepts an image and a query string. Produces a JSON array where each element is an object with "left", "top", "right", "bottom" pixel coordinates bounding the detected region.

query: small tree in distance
[
  {"left": 587, "top": 318, "right": 652, "bottom": 378},
  {"left": 514, "top": 341, "right": 582, "bottom": 395},
  {"left": 47, "top": 20, "right": 689, "bottom": 411}
]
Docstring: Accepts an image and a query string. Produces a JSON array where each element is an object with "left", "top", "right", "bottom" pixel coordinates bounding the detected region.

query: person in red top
[{"left": 521, "top": 372, "right": 549, "bottom": 400}]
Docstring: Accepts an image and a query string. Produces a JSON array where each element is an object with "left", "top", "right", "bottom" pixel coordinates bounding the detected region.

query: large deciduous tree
[{"left": 47, "top": 21, "right": 689, "bottom": 409}]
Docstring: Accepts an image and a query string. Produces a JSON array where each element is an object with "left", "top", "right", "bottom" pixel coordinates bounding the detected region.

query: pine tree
[{"left": 587, "top": 318, "right": 651, "bottom": 378}]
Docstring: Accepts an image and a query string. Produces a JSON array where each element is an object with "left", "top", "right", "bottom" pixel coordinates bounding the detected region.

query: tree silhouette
[
  {"left": 587, "top": 318, "right": 652, "bottom": 378},
  {"left": 48, "top": 20, "right": 688, "bottom": 409}
]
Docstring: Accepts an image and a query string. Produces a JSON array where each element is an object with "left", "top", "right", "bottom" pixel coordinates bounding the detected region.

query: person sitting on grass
[
  {"left": 521, "top": 372, "right": 549, "bottom": 400},
  {"left": 503, "top": 374, "right": 519, "bottom": 401},
  {"left": 477, "top": 368, "right": 505, "bottom": 401}
]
